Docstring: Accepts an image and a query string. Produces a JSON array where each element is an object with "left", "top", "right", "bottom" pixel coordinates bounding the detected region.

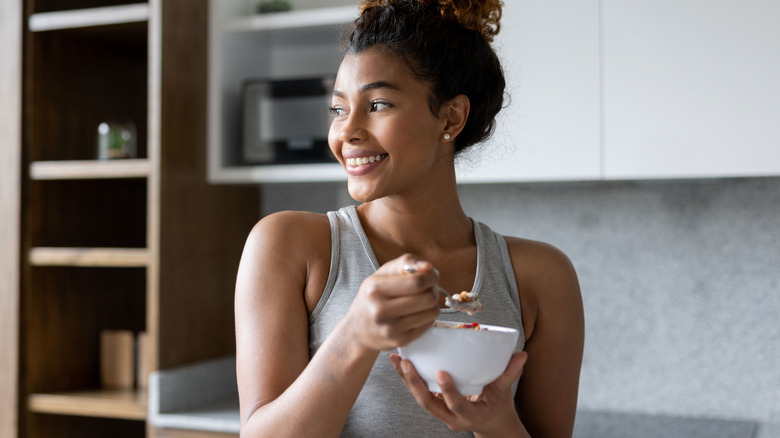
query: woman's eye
[
  {"left": 370, "top": 101, "right": 391, "bottom": 112},
  {"left": 329, "top": 106, "right": 345, "bottom": 117}
]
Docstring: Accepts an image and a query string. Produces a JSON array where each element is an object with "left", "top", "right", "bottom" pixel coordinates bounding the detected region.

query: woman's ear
[{"left": 441, "top": 95, "right": 470, "bottom": 142}]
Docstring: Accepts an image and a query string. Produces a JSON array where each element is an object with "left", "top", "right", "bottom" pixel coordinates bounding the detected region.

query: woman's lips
[
  {"left": 346, "top": 154, "right": 386, "bottom": 167},
  {"left": 345, "top": 154, "right": 388, "bottom": 176}
]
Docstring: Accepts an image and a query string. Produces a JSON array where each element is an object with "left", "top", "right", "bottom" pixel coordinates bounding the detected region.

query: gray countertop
[{"left": 148, "top": 356, "right": 240, "bottom": 433}]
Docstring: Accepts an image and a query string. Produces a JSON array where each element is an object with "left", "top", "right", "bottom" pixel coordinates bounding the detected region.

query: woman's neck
[{"left": 356, "top": 189, "right": 474, "bottom": 262}]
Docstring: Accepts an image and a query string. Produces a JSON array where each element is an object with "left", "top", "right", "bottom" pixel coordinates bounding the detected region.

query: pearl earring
[{"left": 443, "top": 133, "right": 451, "bottom": 141}]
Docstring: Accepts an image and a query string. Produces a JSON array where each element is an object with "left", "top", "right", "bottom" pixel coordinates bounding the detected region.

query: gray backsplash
[{"left": 260, "top": 176, "right": 780, "bottom": 425}]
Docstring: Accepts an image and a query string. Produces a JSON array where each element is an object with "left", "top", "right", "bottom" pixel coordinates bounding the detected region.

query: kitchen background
[
  {"left": 261, "top": 176, "right": 780, "bottom": 436},
  {"left": 3, "top": 0, "right": 778, "bottom": 436},
  {"left": 226, "top": 0, "right": 780, "bottom": 435}
]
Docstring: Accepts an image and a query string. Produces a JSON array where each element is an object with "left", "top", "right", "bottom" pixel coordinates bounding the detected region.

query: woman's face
[{"left": 328, "top": 48, "right": 451, "bottom": 202}]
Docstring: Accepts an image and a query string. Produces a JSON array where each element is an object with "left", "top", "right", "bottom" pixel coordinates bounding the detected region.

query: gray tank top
[{"left": 310, "top": 205, "right": 525, "bottom": 437}]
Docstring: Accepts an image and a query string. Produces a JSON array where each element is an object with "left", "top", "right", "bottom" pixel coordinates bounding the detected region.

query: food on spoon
[
  {"left": 447, "top": 291, "right": 484, "bottom": 315},
  {"left": 452, "top": 291, "right": 476, "bottom": 303}
]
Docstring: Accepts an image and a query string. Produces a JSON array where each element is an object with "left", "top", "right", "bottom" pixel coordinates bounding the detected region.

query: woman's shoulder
[
  {"left": 256, "top": 209, "right": 329, "bottom": 228},
  {"left": 238, "top": 211, "right": 333, "bottom": 310},
  {"left": 502, "top": 236, "right": 577, "bottom": 281},
  {"left": 245, "top": 210, "right": 332, "bottom": 262},
  {"left": 502, "top": 235, "right": 582, "bottom": 333},
  {"left": 250, "top": 210, "right": 330, "bottom": 237}
]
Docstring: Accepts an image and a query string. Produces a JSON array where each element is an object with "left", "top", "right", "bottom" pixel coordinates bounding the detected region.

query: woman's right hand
[{"left": 345, "top": 254, "right": 441, "bottom": 352}]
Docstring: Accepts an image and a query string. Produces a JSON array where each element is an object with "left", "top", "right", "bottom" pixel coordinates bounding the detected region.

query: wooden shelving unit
[
  {"left": 28, "top": 3, "right": 149, "bottom": 31},
  {"left": 30, "top": 159, "right": 152, "bottom": 180},
  {"left": 21, "top": 4, "right": 156, "bottom": 434},
  {"left": 28, "top": 389, "right": 147, "bottom": 420},
  {"left": 29, "top": 247, "right": 151, "bottom": 267},
  {"left": 14, "top": 1, "right": 261, "bottom": 436}
]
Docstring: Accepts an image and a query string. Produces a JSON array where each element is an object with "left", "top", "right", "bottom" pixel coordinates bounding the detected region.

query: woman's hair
[{"left": 345, "top": 0, "right": 505, "bottom": 155}]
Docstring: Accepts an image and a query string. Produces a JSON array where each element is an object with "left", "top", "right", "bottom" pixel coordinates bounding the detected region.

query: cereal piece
[{"left": 455, "top": 291, "right": 476, "bottom": 303}]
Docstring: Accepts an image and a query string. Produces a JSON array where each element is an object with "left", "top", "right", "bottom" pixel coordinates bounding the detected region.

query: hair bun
[
  {"left": 435, "top": 0, "right": 503, "bottom": 42},
  {"left": 359, "top": 0, "right": 503, "bottom": 42}
]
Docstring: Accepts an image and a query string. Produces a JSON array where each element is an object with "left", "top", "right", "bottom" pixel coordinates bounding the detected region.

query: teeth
[{"left": 347, "top": 155, "right": 385, "bottom": 167}]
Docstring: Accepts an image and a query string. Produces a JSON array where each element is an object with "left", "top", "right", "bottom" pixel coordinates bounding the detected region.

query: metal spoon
[
  {"left": 403, "top": 264, "right": 484, "bottom": 315},
  {"left": 435, "top": 285, "right": 484, "bottom": 315}
]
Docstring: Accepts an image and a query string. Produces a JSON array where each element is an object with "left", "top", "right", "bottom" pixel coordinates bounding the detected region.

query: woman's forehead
[{"left": 334, "top": 49, "right": 418, "bottom": 92}]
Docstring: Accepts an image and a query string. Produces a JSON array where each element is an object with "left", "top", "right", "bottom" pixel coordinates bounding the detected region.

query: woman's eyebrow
[
  {"left": 333, "top": 81, "right": 401, "bottom": 98},
  {"left": 360, "top": 81, "right": 400, "bottom": 92}
]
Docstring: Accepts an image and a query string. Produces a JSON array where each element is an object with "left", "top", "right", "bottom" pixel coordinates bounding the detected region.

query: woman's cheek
[{"left": 328, "top": 125, "right": 342, "bottom": 160}]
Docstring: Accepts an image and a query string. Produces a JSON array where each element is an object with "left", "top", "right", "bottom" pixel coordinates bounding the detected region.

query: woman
[{"left": 234, "top": 1, "right": 584, "bottom": 436}]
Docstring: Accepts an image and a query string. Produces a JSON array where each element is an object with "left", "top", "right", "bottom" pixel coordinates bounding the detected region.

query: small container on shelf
[
  {"left": 100, "top": 330, "right": 135, "bottom": 390},
  {"left": 97, "top": 120, "right": 137, "bottom": 160},
  {"left": 257, "top": 0, "right": 292, "bottom": 13}
]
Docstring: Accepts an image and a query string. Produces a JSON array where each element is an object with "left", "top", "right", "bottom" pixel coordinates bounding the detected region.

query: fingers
[
  {"left": 435, "top": 370, "right": 475, "bottom": 416},
  {"left": 375, "top": 253, "right": 432, "bottom": 277},
  {"left": 390, "top": 355, "right": 454, "bottom": 421},
  {"left": 364, "top": 254, "right": 439, "bottom": 300},
  {"left": 390, "top": 352, "right": 528, "bottom": 434},
  {"left": 389, "top": 354, "right": 430, "bottom": 400},
  {"left": 489, "top": 351, "right": 528, "bottom": 391},
  {"left": 350, "top": 254, "right": 441, "bottom": 350}
]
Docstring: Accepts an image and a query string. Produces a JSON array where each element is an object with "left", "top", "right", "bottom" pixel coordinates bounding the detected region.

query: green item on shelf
[{"left": 257, "top": 0, "right": 292, "bottom": 13}]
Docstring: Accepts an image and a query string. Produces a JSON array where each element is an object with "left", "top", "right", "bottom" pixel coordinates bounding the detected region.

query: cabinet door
[
  {"left": 602, "top": 0, "right": 780, "bottom": 179},
  {"left": 457, "top": 0, "right": 601, "bottom": 183}
]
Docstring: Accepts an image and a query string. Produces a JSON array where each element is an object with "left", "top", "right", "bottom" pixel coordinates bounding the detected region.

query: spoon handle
[{"left": 434, "top": 285, "right": 453, "bottom": 300}]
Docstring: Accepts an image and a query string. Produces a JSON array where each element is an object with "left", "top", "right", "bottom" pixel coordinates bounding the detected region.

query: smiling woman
[
  {"left": 327, "top": 48, "right": 456, "bottom": 200},
  {"left": 234, "top": 1, "right": 584, "bottom": 437}
]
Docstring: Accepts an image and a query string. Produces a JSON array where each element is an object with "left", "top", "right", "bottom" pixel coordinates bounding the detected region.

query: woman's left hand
[{"left": 389, "top": 351, "right": 530, "bottom": 438}]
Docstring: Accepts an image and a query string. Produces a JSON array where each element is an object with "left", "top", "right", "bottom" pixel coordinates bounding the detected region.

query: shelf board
[
  {"left": 30, "top": 159, "right": 151, "bottom": 180},
  {"left": 29, "top": 3, "right": 149, "bottom": 32},
  {"left": 28, "top": 388, "right": 147, "bottom": 420},
  {"left": 29, "top": 247, "right": 150, "bottom": 267},
  {"left": 225, "top": 5, "right": 356, "bottom": 33}
]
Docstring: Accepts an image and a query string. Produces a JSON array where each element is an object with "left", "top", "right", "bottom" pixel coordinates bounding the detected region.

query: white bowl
[{"left": 397, "top": 320, "right": 519, "bottom": 395}]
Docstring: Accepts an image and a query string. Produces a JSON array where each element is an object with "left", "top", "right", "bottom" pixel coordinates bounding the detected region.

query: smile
[{"left": 346, "top": 154, "right": 387, "bottom": 168}]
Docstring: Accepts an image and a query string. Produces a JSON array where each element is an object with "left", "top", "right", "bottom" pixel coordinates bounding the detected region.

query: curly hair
[
  {"left": 359, "top": 0, "right": 503, "bottom": 42},
  {"left": 345, "top": 0, "right": 506, "bottom": 155}
]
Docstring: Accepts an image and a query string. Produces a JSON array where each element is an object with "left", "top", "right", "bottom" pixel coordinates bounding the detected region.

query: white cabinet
[
  {"left": 207, "top": 0, "right": 780, "bottom": 184},
  {"left": 207, "top": 0, "right": 603, "bottom": 184},
  {"left": 602, "top": 0, "right": 780, "bottom": 179},
  {"left": 207, "top": 0, "right": 355, "bottom": 183},
  {"left": 457, "top": 0, "right": 602, "bottom": 183}
]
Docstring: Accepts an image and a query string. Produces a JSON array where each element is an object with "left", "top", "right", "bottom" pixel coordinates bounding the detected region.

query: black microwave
[{"left": 242, "top": 76, "right": 336, "bottom": 164}]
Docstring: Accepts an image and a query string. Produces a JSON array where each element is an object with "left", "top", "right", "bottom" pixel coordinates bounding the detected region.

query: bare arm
[
  {"left": 236, "top": 211, "right": 364, "bottom": 437},
  {"left": 509, "top": 238, "right": 585, "bottom": 438},
  {"left": 235, "top": 211, "right": 440, "bottom": 437}
]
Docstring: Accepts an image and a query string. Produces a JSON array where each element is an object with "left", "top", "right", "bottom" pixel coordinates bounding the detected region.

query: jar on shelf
[{"left": 97, "top": 120, "right": 137, "bottom": 160}]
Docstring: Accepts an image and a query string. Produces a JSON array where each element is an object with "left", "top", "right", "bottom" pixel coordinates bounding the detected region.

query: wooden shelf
[
  {"left": 11, "top": 2, "right": 262, "bottom": 435},
  {"left": 29, "top": 3, "right": 150, "bottom": 32},
  {"left": 30, "top": 159, "right": 151, "bottom": 180},
  {"left": 29, "top": 247, "right": 150, "bottom": 267},
  {"left": 28, "top": 388, "right": 147, "bottom": 420}
]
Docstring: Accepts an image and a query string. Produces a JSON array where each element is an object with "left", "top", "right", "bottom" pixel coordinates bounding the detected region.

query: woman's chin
[{"left": 347, "top": 180, "right": 382, "bottom": 203}]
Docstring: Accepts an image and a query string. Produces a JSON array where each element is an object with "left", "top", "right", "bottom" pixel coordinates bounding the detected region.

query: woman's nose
[{"left": 337, "top": 114, "right": 366, "bottom": 144}]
